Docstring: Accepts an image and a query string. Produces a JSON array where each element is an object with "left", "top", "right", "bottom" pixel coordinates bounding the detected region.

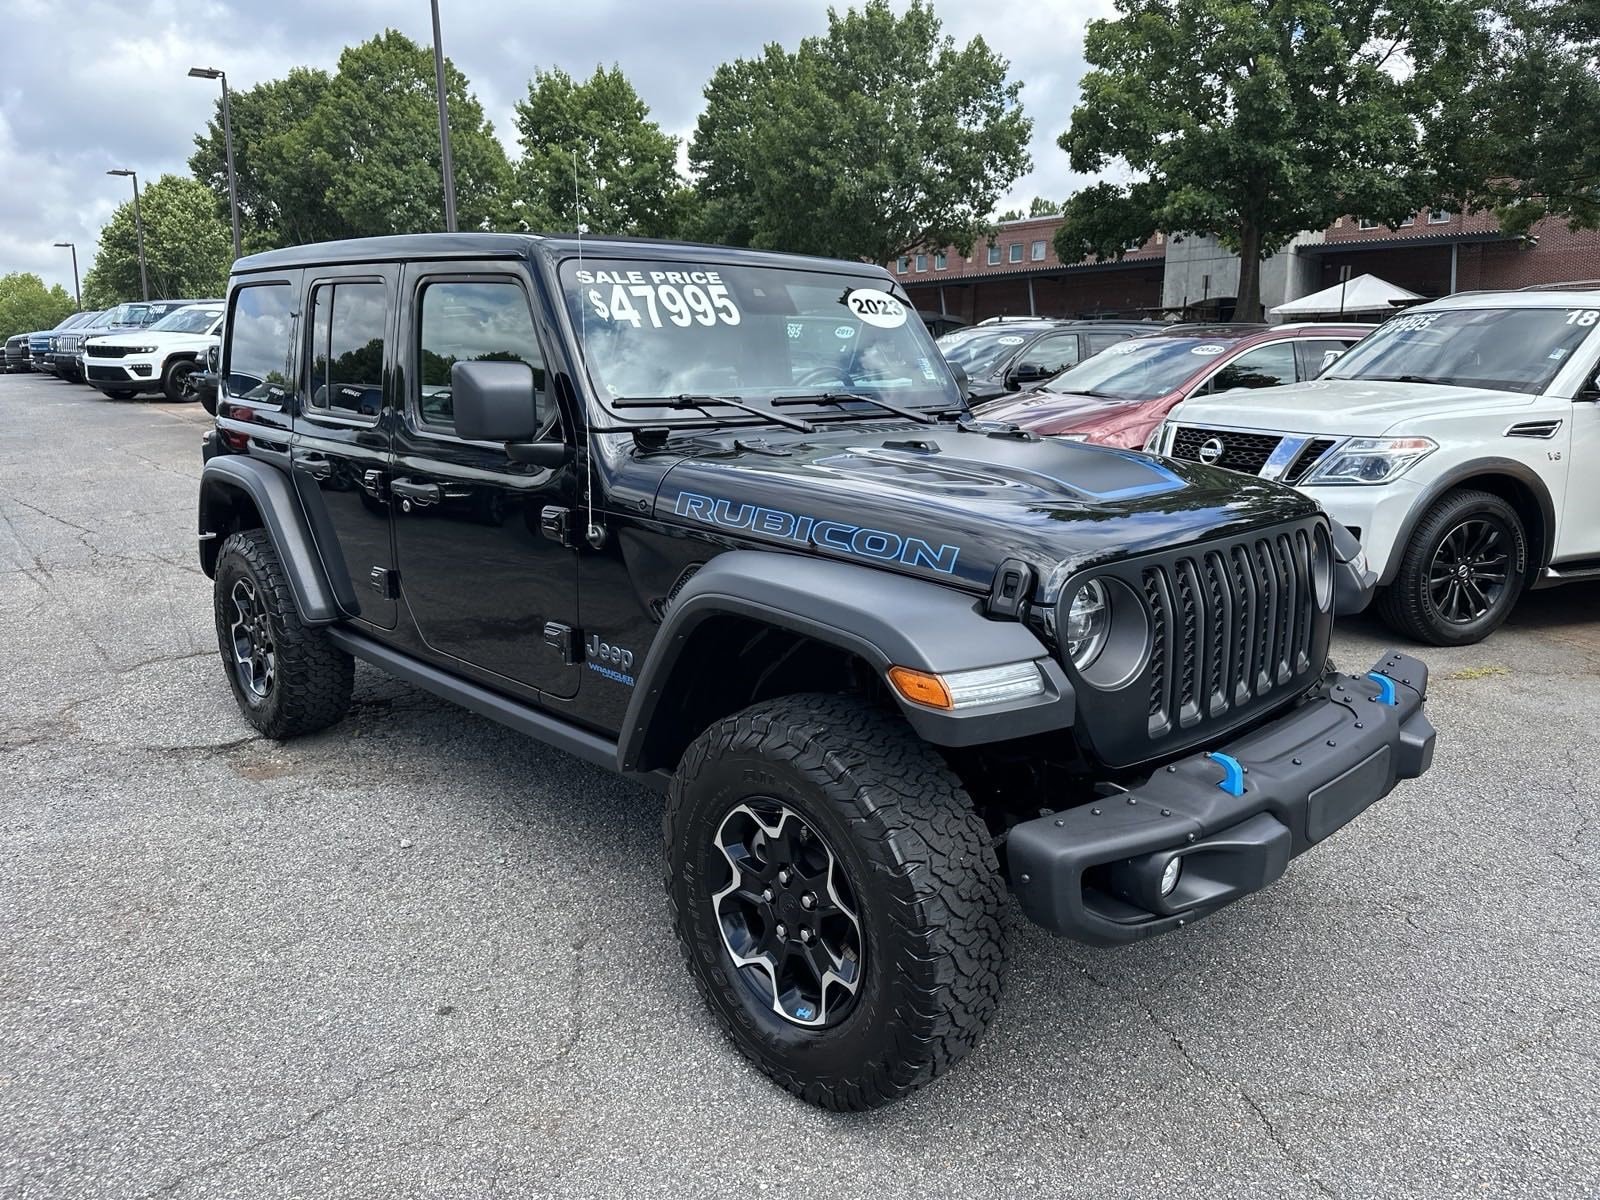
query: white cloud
[{"left": 0, "top": 0, "right": 1113, "bottom": 294}]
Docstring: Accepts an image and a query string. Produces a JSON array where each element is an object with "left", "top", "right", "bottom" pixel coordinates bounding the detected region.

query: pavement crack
[
  {"left": 142, "top": 1054, "right": 454, "bottom": 1198},
  {"left": 1083, "top": 967, "right": 1340, "bottom": 1199}
]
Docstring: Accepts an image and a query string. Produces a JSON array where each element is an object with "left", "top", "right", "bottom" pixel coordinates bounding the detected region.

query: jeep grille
[{"left": 1065, "top": 518, "right": 1331, "bottom": 768}]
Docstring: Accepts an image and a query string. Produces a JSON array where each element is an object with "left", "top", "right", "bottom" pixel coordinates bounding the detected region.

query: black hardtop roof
[{"left": 232, "top": 232, "right": 894, "bottom": 279}]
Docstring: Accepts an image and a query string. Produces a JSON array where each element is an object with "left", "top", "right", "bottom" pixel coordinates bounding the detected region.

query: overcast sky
[{"left": 1, "top": 0, "right": 1112, "bottom": 296}]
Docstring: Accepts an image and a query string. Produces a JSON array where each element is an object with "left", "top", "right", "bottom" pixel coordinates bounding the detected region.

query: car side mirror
[
  {"left": 1580, "top": 372, "right": 1600, "bottom": 402},
  {"left": 451, "top": 360, "right": 567, "bottom": 465},
  {"left": 1005, "top": 362, "right": 1051, "bottom": 389}
]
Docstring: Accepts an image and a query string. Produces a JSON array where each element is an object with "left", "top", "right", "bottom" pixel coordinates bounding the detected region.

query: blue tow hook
[
  {"left": 1366, "top": 672, "right": 1399, "bottom": 705},
  {"left": 1205, "top": 751, "right": 1246, "bottom": 796}
]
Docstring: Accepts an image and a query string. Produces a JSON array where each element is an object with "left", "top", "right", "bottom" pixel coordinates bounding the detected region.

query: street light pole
[
  {"left": 189, "top": 66, "right": 241, "bottom": 260},
  {"left": 429, "top": 0, "right": 459, "bottom": 232},
  {"left": 107, "top": 169, "right": 148, "bottom": 300},
  {"left": 52, "top": 242, "right": 81, "bottom": 308}
]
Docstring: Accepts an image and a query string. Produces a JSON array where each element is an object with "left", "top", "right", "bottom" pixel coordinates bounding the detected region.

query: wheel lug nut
[
  {"left": 778, "top": 869, "right": 790, "bottom": 886},
  {"left": 800, "top": 928, "right": 812, "bottom": 942},
  {"left": 801, "top": 893, "right": 815, "bottom": 910},
  {"left": 775, "top": 923, "right": 787, "bottom": 940},
  {"left": 761, "top": 888, "right": 773, "bottom": 902}
]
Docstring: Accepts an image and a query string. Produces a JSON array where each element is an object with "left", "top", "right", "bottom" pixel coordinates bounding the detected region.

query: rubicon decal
[{"left": 674, "top": 491, "right": 960, "bottom": 574}]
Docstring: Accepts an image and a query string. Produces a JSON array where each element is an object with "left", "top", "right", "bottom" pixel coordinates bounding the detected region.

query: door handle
[
  {"left": 296, "top": 454, "right": 333, "bottom": 481},
  {"left": 390, "top": 478, "right": 442, "bottom": 504}
]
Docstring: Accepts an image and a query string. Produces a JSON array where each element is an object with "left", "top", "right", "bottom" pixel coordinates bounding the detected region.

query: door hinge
[
  {"left": 369, "top": 566, "right": 399, "bottom": 599},
  {"left": 543, "top": 621, "right": 583, "bottom": 665},
  {"left": 541, "top": 505, "right": 573, "bottom": 547}
]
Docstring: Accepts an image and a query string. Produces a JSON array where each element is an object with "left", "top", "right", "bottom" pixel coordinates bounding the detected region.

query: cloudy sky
[{"left": 1, "top": 0, "right": 1112, "bottom": 296}]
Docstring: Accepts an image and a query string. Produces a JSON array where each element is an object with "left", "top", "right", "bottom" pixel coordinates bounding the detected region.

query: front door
[
  {"left": 389, "top": 265, "right": 580, "bottom": 697},
  {"left": 291, "top": 267, "right": 398, "bottom": 629}
]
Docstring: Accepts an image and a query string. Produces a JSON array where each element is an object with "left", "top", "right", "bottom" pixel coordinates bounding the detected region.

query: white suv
[
  {"left": 1150, "top": 289, "right": 1600, "bottom": 645},
  {"left": 83, "top": 301, "right": 224, "bottom": 402}
]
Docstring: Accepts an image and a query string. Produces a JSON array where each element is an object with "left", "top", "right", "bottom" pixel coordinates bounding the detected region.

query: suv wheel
[
  {"left": 213, "top": 529, "right": 353, "bottom": 738},
  {"left": 665, "top": 693, "right": 1007, "bottom": 1110},
  {"left": 1377, "top": 488, "right": 1527, "bottom": 646},
  {"left": 162, "top": 358, "right": 200, "bottom": 403}
]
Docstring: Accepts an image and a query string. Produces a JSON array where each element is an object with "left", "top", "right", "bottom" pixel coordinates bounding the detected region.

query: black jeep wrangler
[{"left": 198, "top": 234, "right": 1436, "bottom": 1109}]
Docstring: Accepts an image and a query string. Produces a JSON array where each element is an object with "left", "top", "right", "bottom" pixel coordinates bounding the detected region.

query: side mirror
[
  {"left": 1005, "top": 362, "right": 1051, "bottom": 390},
  {"left": 451, "top": 360, "right": 567, "bottom": 466},
  {"left": 1580, "top": 372, "right": 1600, "bottom": 402}
]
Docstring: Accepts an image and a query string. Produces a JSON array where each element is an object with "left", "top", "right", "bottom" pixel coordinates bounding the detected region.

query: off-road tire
[
  {"left": 1376, "top": 488, "right": 1527, "bottom": 646},
  {"left": 665, "top": 693, "right": 1007, "bottom": 1110},
  {"left": 213, "top": 529, "right": 353, "bottom": 739},
  {"left": 162, "top": 357, "right": 200, "bottom": 403}
]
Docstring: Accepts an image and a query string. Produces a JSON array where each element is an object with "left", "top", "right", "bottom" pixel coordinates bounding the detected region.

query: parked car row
[
  {"left": 3, "top": 298, "right": 223, "bottom": 409},
  {"left": 950, "top": 288, "right": 1600, "bottom": 647}
]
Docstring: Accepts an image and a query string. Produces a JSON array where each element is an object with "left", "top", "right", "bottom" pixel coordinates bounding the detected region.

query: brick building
[{"left": 896, "top": 210, "right": 1600, "bottom": 324}]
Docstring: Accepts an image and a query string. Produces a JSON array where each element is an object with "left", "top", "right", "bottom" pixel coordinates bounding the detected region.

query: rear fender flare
[{"left": 198, "top": 455, "right": 341, "bottom": 624}]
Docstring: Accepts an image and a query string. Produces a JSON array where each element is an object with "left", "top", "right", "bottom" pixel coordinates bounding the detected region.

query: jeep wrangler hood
[
  {"left": 1171, "top": 378, "right": 1540, "bottom": 436},
  {"left": 654, "top": 427, "right": 1319, "bottom": 594}
]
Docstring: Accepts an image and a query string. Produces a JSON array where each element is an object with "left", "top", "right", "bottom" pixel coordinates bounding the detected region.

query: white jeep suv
[
  {"left": 83, "top": 301, "right": 224, "bottom": 402},
  {"left": 1150, "top": 289, "right": 1600, "bottom": 645}
]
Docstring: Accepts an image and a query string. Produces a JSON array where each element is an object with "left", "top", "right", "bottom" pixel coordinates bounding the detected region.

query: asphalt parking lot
[{"left": 1, "top": 372, "right": 1596, "bottom": 1200}]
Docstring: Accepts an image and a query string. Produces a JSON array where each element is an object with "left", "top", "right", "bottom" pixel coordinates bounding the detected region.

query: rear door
[
  {"left": 291, "top": 266, "right": 398, "bottom": 629},
  {"left": 388, "top": 263, "right": 580, "bottom": 697}
]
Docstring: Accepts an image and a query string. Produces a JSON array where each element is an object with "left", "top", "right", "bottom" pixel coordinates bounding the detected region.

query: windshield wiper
[
  {"left": 612, "top": 393, "right": 814, "bottom": 433},
  {"left": 1351, "top": 374, "right": 1453, "bottom": 386},
  {"left": 772, "top": 391, "right": 936, "bottom": 425}
]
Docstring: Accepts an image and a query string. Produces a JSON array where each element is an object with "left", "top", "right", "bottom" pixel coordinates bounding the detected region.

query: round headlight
[{"left": 1065, "top": 580, "right": 1111, "bottom": 669}]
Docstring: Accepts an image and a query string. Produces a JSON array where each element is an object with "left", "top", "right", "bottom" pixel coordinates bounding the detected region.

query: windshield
[
  {"left": 936, "top": 327, "right": 1045, "bottom": 378},
  {"left": 559, "top": 259, "right": 958, "bottom": 419},
  {"left": 103, "top": 303, "right": 152, "bottom": 326},
  {"left": 1324, "top": 307, "right": 1600, "bottom": 394},
  {"left": 1041, "top": 336, "right": 1238, "bottom": 401},
  {"left": 150, "top": 306, "right": 223, "bottom": 334}
]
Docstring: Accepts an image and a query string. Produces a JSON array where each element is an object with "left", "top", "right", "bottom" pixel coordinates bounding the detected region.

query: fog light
[{"left": 1159, "top": 857, "right": 1182, "bottom": 896}]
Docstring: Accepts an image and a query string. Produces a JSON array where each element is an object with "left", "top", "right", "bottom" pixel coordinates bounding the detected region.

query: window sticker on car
[
  {"left": 1387, "top": 312, "right": 1439, "bottom": 333},
  {"left": 577, "top": 268, "right": 742, "bottom": 328},
  {"left": 1191, "top": 344, "right": 1226, "bottom": 355},
  {"left": 998, "top": 335, "right": 1026, "bottom": 345},
  {"left": 1564, "top": 309, "right": 1599, "bottom": 326},
  {"left": 834, "top": 325, "right": 856, "bottom": 339},
  {"left": 845, "top": 288, "right": 908, "bottom": 329}
]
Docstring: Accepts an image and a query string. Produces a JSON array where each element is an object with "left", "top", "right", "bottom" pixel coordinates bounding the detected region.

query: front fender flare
[
  {"left": 618, "top": 551, "right": 1074, "bottom": 771},
  {"left": 198, "top": 455, "right": 341, "bottom": 624}
]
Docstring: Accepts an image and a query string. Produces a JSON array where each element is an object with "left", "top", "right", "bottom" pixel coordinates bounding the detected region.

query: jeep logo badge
[
  {"left": 1197, "top": 437, "right": 1226, "bottom": 465},
  {"left": 586, "top": 634, "right": 634, "bottom": 671}
]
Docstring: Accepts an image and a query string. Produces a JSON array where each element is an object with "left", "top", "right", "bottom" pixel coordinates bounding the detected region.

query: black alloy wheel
[
  {"left": 1427, "top": 516, "right": 1511, "bottom": 625},
  {"left": 710, "top": 800, "right": 864, "bottom": 1028},
  {"left": 1377, "top": 488, "right": 1527, "bottom": 646},
  {"left": 164, "top": 358, "right": 201, "bottom": 403},
  {"left": 228, "top": 577, "right": 276, "bottom": 700}
]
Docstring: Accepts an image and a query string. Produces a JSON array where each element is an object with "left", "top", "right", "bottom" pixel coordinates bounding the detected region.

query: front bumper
[
  {"left": 85, "top": 356, "right": 160, "bottom": 387},
  {"left": 1300, "top": 480, "right": 1422, "bottom": 586},
  {"left": 1008, "top": 650, "right": 1435, "bottom": 944}
]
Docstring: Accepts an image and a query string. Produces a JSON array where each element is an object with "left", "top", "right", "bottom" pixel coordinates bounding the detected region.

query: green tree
[
  {"left": 0, "top": 273, "right": 76, "bottom": 339},
  {"left": 189, "top": 67, "right": 335, "bottom": 250},
  {"left": 1055, "top": 0, "right": 1483, "bottom": 319},
  {"left": 690, "top": 0, "right": 1032, "bottom": 261},
  {"left": 82, "top": 175, "right": 232, "bottom": 305},
  {"left": 296, "top": 30, "right": 511, "bottom": 237},
  {"left": 189, "top": 31, "right": 510, "bottom": 246},
  {"left": 1431, "top": 0, "right": 1600, "bottom": 234},
  {"left": 508, "top": 65, "right": 685, "bottom": 236}
]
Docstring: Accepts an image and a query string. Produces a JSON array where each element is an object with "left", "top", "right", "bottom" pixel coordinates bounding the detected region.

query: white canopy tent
[{"left": 1271, "top": 274, "right": 1424, "bottom": 317}]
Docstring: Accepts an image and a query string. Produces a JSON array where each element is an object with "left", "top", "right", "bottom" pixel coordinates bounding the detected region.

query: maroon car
[{"left": 975, "top": 323, "right": 1371, "bottom": 449}]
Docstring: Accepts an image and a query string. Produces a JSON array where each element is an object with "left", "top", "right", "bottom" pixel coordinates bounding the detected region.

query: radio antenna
[{"left": 576, "top": 149, "right": 603, "bottom": 548}]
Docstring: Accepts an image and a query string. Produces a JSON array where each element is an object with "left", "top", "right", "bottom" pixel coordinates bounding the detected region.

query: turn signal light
[{"left": 887, "top": 666, "right": 952, "bottom": 709}]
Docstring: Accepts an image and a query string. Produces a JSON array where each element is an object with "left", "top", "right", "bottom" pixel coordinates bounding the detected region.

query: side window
[
  {"left": 1206, "top": 342, "right": 1296, "bottom": 393},
  {"left": 308, "top": 281, "right": 387, "bottom": 418},
  {"left": 1026, "top": 333, "right": 1082, "bottom": 374},
  {"left": 416, "top": 280, "right": 545, "bottom": 431},
  {"left": 1300, "top": 338, "right": 1356, "bottom": 377},
  {"left": 224, "top": 284, "right": 294, "bottom": 401},
  {"left": 1086, "top": 331, "right": 1130, "bottom": 356}
]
